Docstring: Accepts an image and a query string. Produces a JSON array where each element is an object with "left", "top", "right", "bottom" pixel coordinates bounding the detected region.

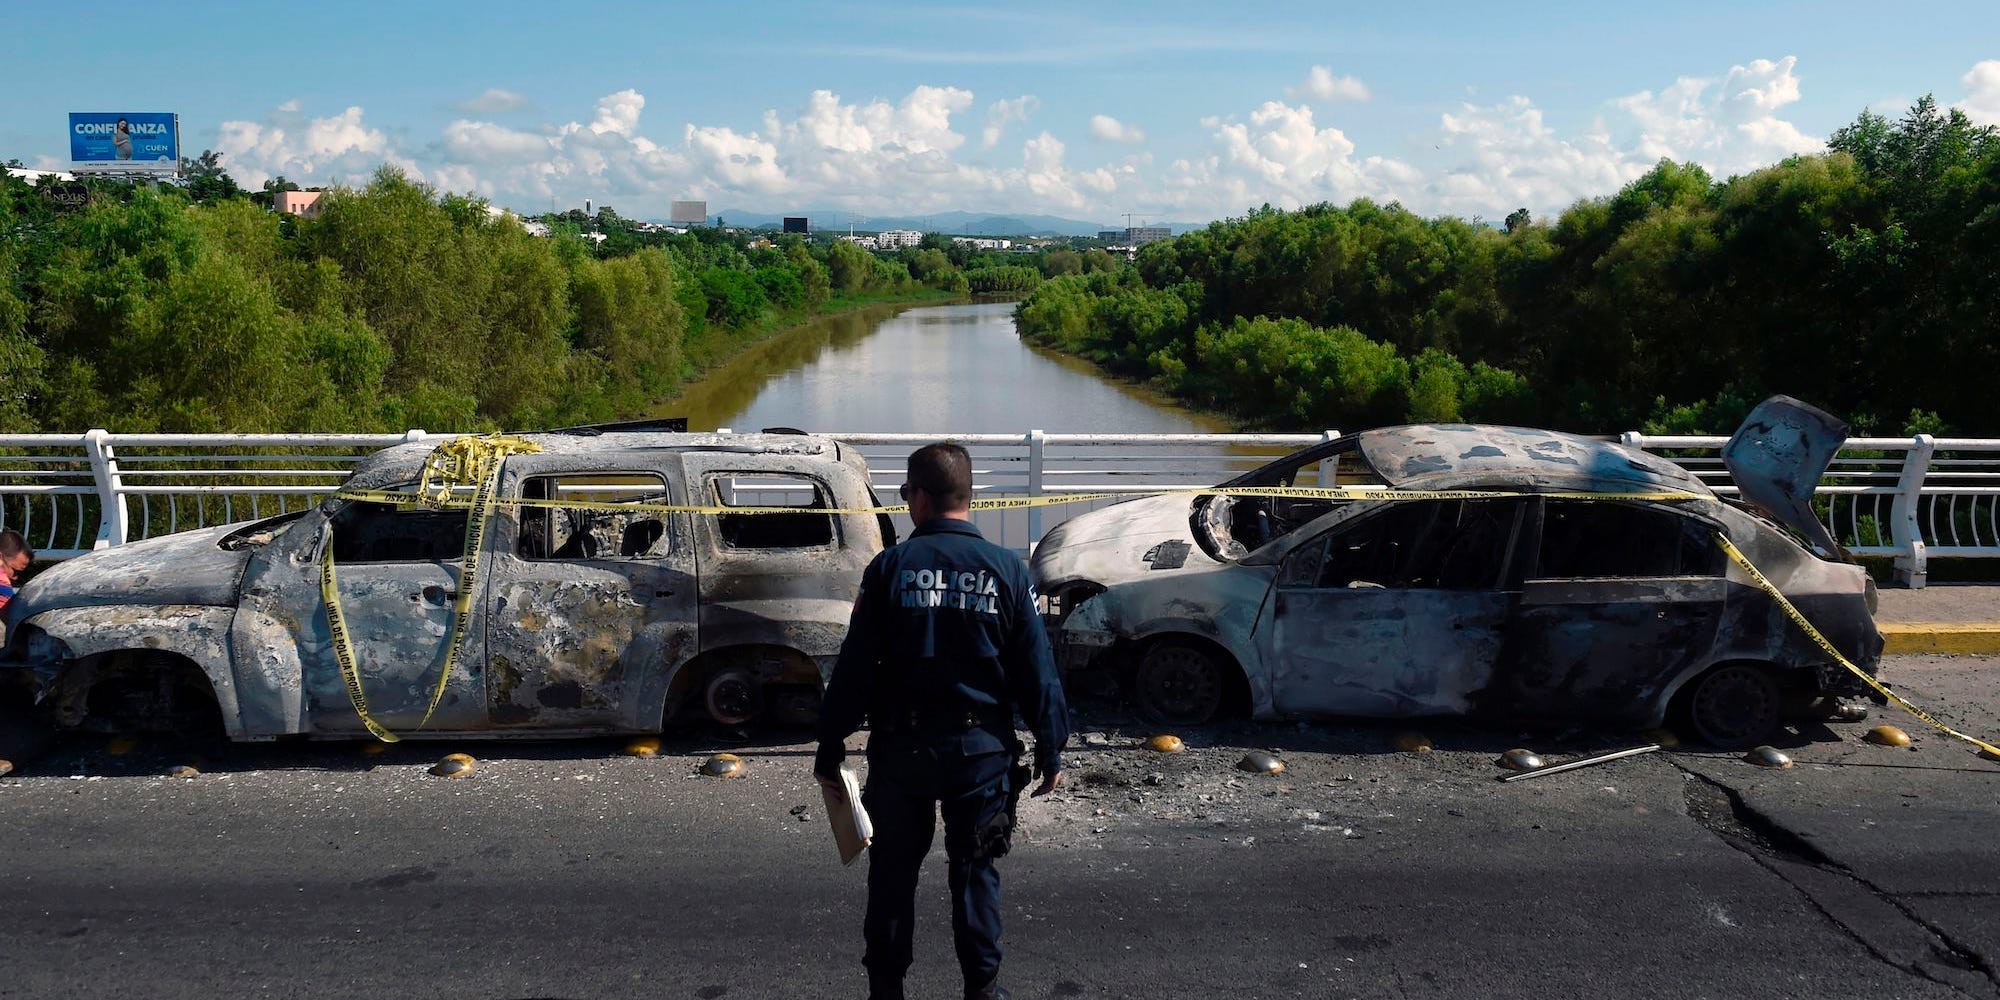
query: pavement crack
[{"left": 1678, "top": 765, "right": 2000, "bottom": 998}]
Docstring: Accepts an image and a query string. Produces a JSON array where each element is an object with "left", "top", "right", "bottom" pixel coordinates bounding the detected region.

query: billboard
[
  {"left": 669, "top": 200, "right": 708, "bottom": 225},
  {"left": 40, "top": 183, "right": 92, "bottom": 214},
  {"left": 69, "top": 112, "right": 180, "bottom": 172},
  {"left": 782, "top": 216, "right": 809, "bottom": 234}
]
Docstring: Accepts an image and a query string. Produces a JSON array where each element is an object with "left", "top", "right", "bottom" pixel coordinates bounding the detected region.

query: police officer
[{"left": 816, "top": 443, "right": 1069, "bottom": 1000}]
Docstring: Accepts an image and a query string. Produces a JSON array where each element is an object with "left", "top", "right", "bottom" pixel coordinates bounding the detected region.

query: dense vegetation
[
  {"left": 0, "top": 167, "right": 1024, "bottom": 432},
  {"left": 1015, "top": 98, "right": 2000, "bottom": 435}
]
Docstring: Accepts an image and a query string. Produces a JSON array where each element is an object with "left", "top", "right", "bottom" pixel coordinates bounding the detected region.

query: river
[{"left": 659, "top": 300, "right": 1229, "bottom": 434}]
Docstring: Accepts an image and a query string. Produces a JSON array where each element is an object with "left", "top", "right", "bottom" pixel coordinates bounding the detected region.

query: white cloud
[
  {"left": 1159, "top": 100, "right": 1415, "bottom": 215},
  {"left": 1287, "top": 66, "right": 1371, "bottom": 103},
  {"left": 1414, "top": 56, "right": 1825, "bottom": 219},
  {"left": 205, "top": 56, "right": 1842, "bottom": 225},
  {"left": 983, "top": 95, "right": 1040, "bottom": 148},
  {"left": 454, "top": 88, "right": 530, "bottom": 114},
  {"left": 588, "top": 89, "right": 646, "bottom": 135},
  {"left": 216, "top": 104, "right": 391, "bottom": 187},
  {"left": 1960, "top": 60, "right": 2000, "bottom": 126},
  {"left": 1431, "top": 96, "right": 1643, "bottom": 217},
  {"left": 683, "top": 122, "right": 786, "bottom": 194},
  {"left": 279, "top": 84, "right": 1119, "bottom": 216},
  {"left": 1612, "top": 55, "right": 1820, "bottom": 177},
  {"left": 442, "top": 120, "right": 553, "bottom": 164},
  {"left": 1089, "top": 114, "right": 1146, "bottom": 144}
]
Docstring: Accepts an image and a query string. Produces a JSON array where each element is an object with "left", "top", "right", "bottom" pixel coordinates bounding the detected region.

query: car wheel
[
  {"left": 1132, "top": 640, "right": 1226, "bottom": 728},
  {"left": 0, "top": 699, "right": 55, "bottom": 765},
  {"left": 1686, "top": 663, "right": 1784, "bottom": 749},
  {"left": 703, "top": 667, "right": 762, "bottom": 726}
]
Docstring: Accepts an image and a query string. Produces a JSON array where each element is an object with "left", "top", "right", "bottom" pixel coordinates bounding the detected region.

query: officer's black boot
[
  {"left": 867, "top": 973, "right": 905, "bottom": 1000},
  {"left": 965, "top": 975, "right": 1010, "bottom": 1000}
]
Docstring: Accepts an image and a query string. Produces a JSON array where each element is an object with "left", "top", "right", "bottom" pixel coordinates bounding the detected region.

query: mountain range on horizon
[{"left": 666, "top": 208, "right": 1209, "bottom": 238}]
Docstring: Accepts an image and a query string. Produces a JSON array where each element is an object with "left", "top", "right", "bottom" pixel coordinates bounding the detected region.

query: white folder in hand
[{"left": 824, "top": 765, "right": 873, "bottom": 866}]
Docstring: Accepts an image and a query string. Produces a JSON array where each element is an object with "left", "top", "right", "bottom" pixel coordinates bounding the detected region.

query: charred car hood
[
  {"left": 1032, "top": 493, "right": 1211, "bottom": 589},
  {"left": 13, "top": 524, "right": 252, "bottom": 621},
  {"left": 1722, "top": 395, "right": 1848, "bottom": 557}
]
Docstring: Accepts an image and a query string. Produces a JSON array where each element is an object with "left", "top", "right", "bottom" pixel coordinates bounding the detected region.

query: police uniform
[{"left": 817, "top": 517, "right": 1069, "bottom": 1000}]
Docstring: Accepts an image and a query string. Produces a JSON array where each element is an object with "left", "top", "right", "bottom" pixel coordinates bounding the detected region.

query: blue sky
[{"left": 6, "top": 0, "right": 1998, "bottom": 223}]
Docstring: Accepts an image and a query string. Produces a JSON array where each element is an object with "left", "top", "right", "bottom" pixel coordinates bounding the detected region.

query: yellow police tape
[
  {"left": 328, "top": 484, "right": 1708, "bottom": 518},
  {"left": 319, "top": 539, "right": 396, "bottom": 742},
  {"left": 322, "top": 434, "right": 1997, "bottom": 761},
  {"left": 320, "top": 435, "right": 1702, "bottom": 741},
  {"left": 323, "top": 435, "right": 543, "bottom": 742},
  {"left": 1716, "top": 535, "right": 2000, "bottom": 760}
]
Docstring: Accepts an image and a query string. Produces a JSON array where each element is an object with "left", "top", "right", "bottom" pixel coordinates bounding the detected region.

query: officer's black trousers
[{"left": 861, "top": 742, "right": 1011, "bottom": 993}]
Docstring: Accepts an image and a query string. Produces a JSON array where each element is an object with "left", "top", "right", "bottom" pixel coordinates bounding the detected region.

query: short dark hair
[
  {"left": 0, "top": 529, "right": 31, "bottom": 562},
  {"left": 907, "top": 443, "right": 973, "bottom": 511}
]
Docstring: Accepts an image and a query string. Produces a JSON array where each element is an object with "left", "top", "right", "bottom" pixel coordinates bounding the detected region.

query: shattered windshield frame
[{"left": 1193, "top": 435, "right": 1384, "bottom": 562}]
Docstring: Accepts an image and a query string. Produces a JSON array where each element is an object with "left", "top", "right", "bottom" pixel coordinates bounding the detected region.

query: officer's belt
[{"left": 870, "top": 706, "right": 1012, "bottom": 735}]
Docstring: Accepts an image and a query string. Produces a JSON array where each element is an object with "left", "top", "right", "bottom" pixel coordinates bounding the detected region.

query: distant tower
[{"left": 585, "top": 198, "right": 593, "bottom": 216}]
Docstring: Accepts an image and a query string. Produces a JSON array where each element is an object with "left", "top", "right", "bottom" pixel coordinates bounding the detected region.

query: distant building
[
  {"left": 875, "top": 229, "right": 923, "bottom": 249},
  {"left": 5, "top": 166, "right": 73, "bottom": 182},
  {"left": 1099, "top": 226, "right": 1170, "bottom": 245},
  {"left": 951, "top": 236, "right": 1011, "bottom": 251},
  {"left": 273, "top": 191, "right": 322, "bottom": 218}
]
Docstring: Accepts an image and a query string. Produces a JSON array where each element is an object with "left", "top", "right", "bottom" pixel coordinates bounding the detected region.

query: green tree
[
  {"left": 826, "top": 240, "right": 875, "bottom": 295},
  {"left": 178, "top": 150, "right": 245, "bottom": 205},
  {"left": 698, "top": 267, "right": 769, "bottom": 329}
]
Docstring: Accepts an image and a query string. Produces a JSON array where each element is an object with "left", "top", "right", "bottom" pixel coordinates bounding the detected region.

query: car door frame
[
  {"left": 481, "top": 454, "right": 700, "bottom": 733},
  {"left": 236, "top": 486, "right": 491, "bottom": 736},
  {"left": 1252, "top": 496, "right": 1529, "bottom": 719},
  {"left": 1488, "top": 497, "right": 1731, "bottom": 726}
]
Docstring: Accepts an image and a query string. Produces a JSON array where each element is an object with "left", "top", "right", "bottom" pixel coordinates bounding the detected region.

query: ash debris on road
[
  {"left": 1, "top": 656, "right": 1993, "bottom": 856},
  {"left": 1010, "top": 707, "right": 1681, "bottom": 851}
]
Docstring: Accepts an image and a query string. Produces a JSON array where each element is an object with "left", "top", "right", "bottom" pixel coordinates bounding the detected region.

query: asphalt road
[{"left": 3, "top": 656, "right": 1999, "bottom": 1000}]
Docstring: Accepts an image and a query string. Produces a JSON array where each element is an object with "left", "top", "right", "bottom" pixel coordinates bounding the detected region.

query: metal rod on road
[{"left": 1498, "top": 744, "right": 1661, "bottom": 782}]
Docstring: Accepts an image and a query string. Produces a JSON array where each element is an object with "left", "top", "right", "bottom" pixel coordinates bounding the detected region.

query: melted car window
[
  {"left": 708, "top": 473, "right": 835, "bottom": 549},
  {"left": 1203, "top": 441, "right": 1381, "bottom": 558},
  {"left": 518, "top": 474, "right": 671, "bottom": 561},
  {"left": 1536, "top": 501, "right": 1723, "bottom": 578},
  {"left": 329, "top": 498, "right": 468, "bottom": 563},
  {"left": 1313, "top": 500, "right": 1516, "bottom": 590}
]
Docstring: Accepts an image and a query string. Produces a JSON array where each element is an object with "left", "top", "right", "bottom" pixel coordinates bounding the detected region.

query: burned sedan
[
  {"left": 0, "top": 430, "right": 891, "bottom": 748},
  {"left": 1032, "top": 397, "right": 1884, "bottom": 747}
]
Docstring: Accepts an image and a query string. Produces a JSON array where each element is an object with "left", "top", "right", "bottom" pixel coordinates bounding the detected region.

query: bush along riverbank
[
  {"left": 1014, "top": 97, "right": 2000, "bottom": 438},
  {"left": 0, "top": 166, "right": 1017, "bottom": 433}
]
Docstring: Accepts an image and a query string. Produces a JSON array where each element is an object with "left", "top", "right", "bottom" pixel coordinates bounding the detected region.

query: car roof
[
  {"left": 1358, "top": 424, "right": 1712, "bottom": 496},
  {"left": 345, "top": 432, "right": 839, "bottom": 491}
]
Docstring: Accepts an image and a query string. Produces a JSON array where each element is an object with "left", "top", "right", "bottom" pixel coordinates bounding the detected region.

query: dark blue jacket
[{"left": 816, "top": 518, "right": 1068, "bottom": 777}]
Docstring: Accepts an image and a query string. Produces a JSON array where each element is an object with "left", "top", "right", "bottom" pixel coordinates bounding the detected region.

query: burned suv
[
  {"left": 1032, "top": 397, "right": 1885, "bottom": 747},
  {"left": 0, "top": 431, "right": 889, "bottom": 747}
]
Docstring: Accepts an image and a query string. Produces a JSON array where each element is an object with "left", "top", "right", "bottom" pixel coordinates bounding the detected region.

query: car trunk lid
[{"left": 1721, "top": 395, "right": 1848, "bottom": 557}]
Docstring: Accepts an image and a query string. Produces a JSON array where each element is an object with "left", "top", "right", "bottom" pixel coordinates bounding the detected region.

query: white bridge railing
[{"left": 0, "top": 429, "right": 1991, "bottom": 588}]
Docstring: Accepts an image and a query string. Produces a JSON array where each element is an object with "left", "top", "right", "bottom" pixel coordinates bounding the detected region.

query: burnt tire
[
  {"left": 703, "top": 668, "right": 763, "bottom": 726},
  {"left": 1132, "top": 640, "right": 1226, "bottom": 728},
  {"left": 1686, "top": 663, "right": 1784, "bottom": 749},
  {"left": 0, "top": 699, "right": 55, "bottom": 766}
]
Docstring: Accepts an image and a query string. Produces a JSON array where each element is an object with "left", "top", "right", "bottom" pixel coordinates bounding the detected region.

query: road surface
[{"left": 3, "top": 655, "right": 1998, "bottom": 999}]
